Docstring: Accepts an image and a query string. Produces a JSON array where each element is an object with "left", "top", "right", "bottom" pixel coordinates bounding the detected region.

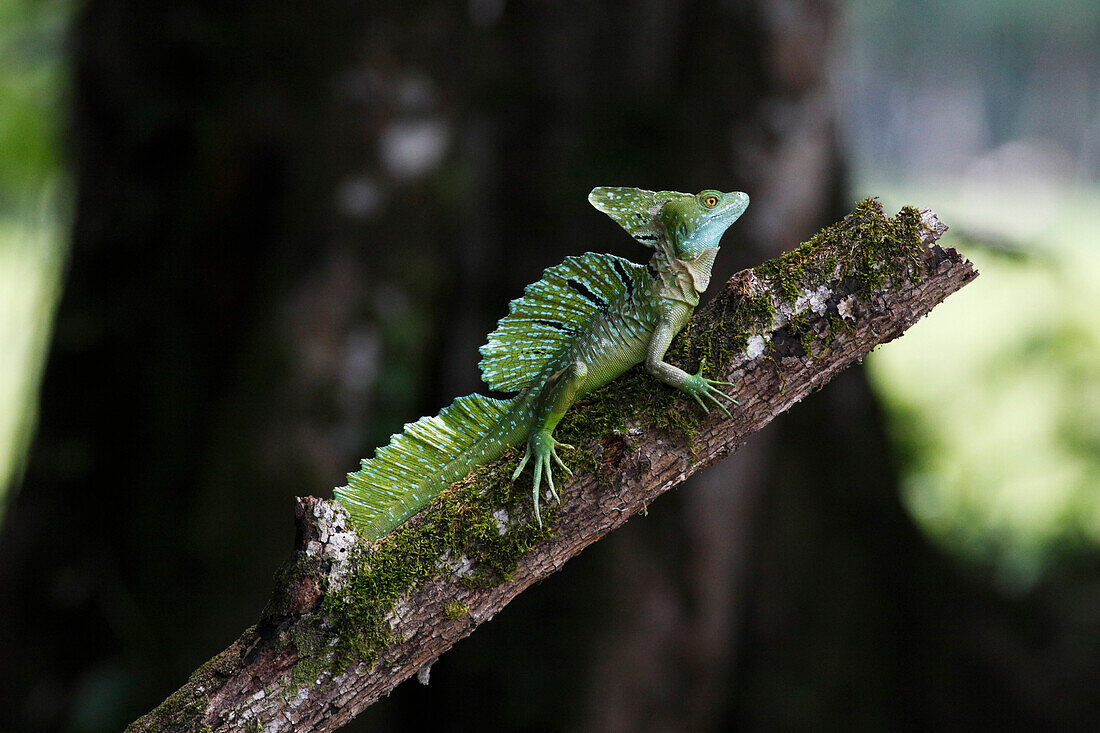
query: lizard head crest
[{"left": 588, "top": 186, "right": 682, "bottom": 247}]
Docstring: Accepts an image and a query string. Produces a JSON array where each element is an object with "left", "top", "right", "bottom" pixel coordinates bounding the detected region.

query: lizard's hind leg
[{"left": 512, "top": 360, "right": 587, "bottom": 527}]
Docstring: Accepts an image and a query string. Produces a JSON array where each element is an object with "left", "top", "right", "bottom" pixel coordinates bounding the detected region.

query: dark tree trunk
[{"left": 0, "top": 2, "right": 372, "bottom": 730}]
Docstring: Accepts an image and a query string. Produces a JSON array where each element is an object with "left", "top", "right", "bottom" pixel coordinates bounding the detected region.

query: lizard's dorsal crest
[
  {"left": 478, "top": 253, "right": 644, "bottom": 392},
  {"left": 588, "top": 186, "right": 685, "bottom": 247}
]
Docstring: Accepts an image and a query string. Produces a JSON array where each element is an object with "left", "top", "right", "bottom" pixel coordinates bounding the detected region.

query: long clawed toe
[
  {"left": 550, "top": 443, "right": 573, "bottom": 480},
  {"left": 689, "top": 358, "right": 740, "bottom": 418},
  {"left": 531, "top": 458, "right": 545, "bottom": 526},
  {"left": 514, "top": 436, "right": 574, "bottom": 528},
  {"left": 529, "top": 455, "right": 560, "bottom": 527},
  {"left": 701, "top": 384, "right": 735, "bottom": 419}
]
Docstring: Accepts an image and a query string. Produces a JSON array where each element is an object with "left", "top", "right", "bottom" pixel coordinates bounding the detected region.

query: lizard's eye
[{"left": 703, "top": 194, "right": 719, "bottom": 208}]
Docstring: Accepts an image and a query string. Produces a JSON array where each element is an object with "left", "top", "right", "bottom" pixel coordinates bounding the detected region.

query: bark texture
[{"left": 128, "top": 207, "right": 974, "bottom": 732}]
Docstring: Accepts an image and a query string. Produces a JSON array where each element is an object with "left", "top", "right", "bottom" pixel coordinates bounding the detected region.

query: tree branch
[{"left": 128, "top": 201, "right": 975, "bottom": 732}]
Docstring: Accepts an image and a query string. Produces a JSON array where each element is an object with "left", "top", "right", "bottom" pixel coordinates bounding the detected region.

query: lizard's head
[
  {"left": 588, "top": 186, "right": 749, "bottom": 259},
  {"left": 589, "top": 186, "right": 749, "bottom": 295},
  {"left": 659, "top": 190, "right": 750, "bottom": 260}
]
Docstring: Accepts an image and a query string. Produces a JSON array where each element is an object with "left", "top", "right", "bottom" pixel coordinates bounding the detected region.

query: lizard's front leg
[
  {"left": 646, "top": 309, "right": 739, "bottom": 418},
  {"left": 512, "top": 359, "right": 587, "bottom": 526}
]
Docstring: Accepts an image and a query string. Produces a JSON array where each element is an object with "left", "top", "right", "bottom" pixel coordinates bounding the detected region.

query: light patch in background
[
  {"left": 0, "top": 0, "right": 73, "bottom": 516},
  {"left": 865, "top": 180, "right": 1100, "bottom": 587},
  {"left": 841, "top": 0, "right": 1100, "bottom": 586},
  {"left": 0, "top": 196, "right": 66, "bottom": 518},
  {"left": 378, "top": 119, "right": 450, "bottom": 181}
]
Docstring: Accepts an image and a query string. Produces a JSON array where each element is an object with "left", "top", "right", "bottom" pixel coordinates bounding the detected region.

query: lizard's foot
[
  {"left": 511, "top": 430, "right": 574, "bottom": 527},
  {"left": 681, "top": 357, "right": 740, "bottom": 419}
]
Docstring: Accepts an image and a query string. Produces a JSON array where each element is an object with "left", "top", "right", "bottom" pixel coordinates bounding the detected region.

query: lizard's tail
[{"left": 335, "top": 393, "right": 523, "bottom": 541}]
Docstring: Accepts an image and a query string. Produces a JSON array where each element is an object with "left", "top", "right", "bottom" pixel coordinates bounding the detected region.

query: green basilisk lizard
[{"left": 336, "top": 187, "right": 749, "bottom": 540}]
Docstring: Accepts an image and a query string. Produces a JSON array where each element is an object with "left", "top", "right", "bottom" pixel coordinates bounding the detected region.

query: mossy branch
[{"left": 127, "top": 201, "right": 975, "bottom": 733}]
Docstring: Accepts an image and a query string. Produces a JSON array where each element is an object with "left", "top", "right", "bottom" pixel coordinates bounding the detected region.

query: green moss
[
  {"left": 443, "top": 599, "right": 470, "bottom": 619},
  {"left": 667, "top": 290, "right": 776, "bottom": 382},
  {"left": 559, "top": 366, "right": 701, "bottom": 447},
  {"left": 289, "top": 620, "right": 329, "bottom": 688},
  {"left": 752, "top": 198, "right": 927, "bottom": 356},
  {"left": 756, "top": 198, "right": 924, "bottom": 302},
  {"left": 292, "top": 453, "right": 559, "bottom": 678}
]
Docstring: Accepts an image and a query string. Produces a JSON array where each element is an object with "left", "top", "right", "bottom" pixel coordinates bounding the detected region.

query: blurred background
[{"left": 1, "top": 0, "right": 1098, "bottom": 730}]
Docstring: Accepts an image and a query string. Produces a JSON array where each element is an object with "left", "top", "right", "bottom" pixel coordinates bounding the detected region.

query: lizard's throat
[
  {"left": 649, "top": 246, "right": 720, "bottom": 304},
  {"left": 680, "top": 247, "right": 719, "bottom": 293}
]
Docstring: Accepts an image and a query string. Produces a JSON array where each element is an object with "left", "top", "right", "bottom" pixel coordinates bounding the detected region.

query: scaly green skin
[{"left": 336, "top": 187, "right": 749, "bottom": 539}]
